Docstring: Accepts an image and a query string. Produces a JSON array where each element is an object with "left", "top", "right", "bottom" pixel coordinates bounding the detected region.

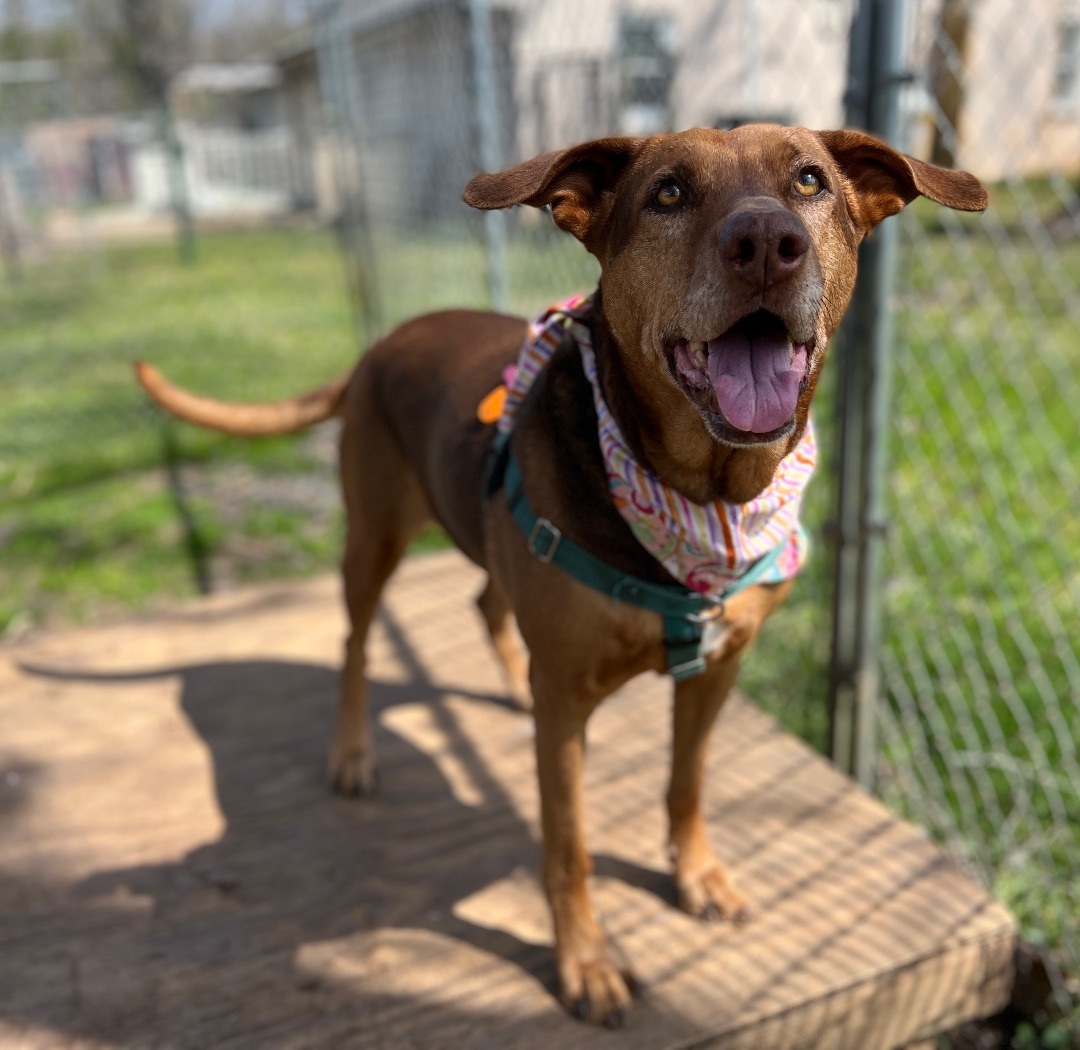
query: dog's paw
[
  {"left": 328, "top": 747, "right": 378, "bottom": 797},
  {"left": 676, "top": 864, "right": 752, "bottom": 925},
  {"left": 558, "top": 952, "right": 639, "bottom": 1027}
]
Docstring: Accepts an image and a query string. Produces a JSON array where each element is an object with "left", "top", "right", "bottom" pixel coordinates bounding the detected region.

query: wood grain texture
[{"left": 0, "top": 551, "right": 1013, "bottom": 1049}]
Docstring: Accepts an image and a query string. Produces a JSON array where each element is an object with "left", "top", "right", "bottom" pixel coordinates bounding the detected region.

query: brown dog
[{"left": 137, "top": 125, "right": 986, "bottom": 1027}]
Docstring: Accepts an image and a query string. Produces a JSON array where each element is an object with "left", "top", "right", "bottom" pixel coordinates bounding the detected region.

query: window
[
  {"left": 617, "top": 14, "right": 676, "bottom": 133},
  {"left": 1053, "top": 20, "right": 1080, "bottom": 106}
]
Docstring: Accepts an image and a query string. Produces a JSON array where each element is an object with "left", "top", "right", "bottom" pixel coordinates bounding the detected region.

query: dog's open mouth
[{"left": 671, "top": 309, "right": 813, "bottom": 445}]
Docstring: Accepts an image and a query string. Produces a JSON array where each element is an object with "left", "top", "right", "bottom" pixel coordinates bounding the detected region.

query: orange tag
[{"left": 476, "top": 384, "right": 507, "bottom": 424}]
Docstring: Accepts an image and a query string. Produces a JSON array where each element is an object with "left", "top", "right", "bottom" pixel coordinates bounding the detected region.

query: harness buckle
[
  {"left": 686, "top": 602, "right": 725, "bottom": 624},
  {"left": 527, "top": 517, "right": 562, "bottom": 563},
  {"left": 668, "top": 655, "right": 708, "bottom": 680}
]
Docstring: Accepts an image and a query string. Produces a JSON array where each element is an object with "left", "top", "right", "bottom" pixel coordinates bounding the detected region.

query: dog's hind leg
[
  {"left": 329, "top": 384, "right": 431, "bottom": 796},
  {"left": 476, "top": 577, "right": 532, "bottom": 711},
  {"left": 329, "top": 531, "right": 409, "bottom": 795}
]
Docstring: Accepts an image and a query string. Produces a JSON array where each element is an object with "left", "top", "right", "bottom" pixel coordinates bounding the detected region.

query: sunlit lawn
[{"left": 1, "top": 227, "right": 359, "bottom": 632}]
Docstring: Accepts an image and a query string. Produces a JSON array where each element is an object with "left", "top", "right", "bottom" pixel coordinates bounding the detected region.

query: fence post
[
  {"left": 467, "top": 0, "right": 510, "bottom": 312},
  {"left": 312, "top": 0, "right": 385, "bottom": 345},
  {"left": 160, "top": 103, "right": 197, "bottom": 266},
  {"left": 0, "top": 163, "right": 22, "bottom": 283},
  {"left": 828, "top": 0, "right": 906, "bottom": 786}
]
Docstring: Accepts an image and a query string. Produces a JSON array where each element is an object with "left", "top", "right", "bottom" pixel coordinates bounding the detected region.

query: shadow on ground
[{"left": 2, "top": 610, "right": 680, "bottom": 1048}]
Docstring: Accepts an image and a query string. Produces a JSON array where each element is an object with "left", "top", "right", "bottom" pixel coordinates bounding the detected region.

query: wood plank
[{"left": 0, "top": 551, "right": 1013, "bottom": 1048}]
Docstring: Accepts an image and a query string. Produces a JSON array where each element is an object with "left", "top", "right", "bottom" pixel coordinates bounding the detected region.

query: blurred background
[{"left": 1, "top": 0, "right": 1077, "bottom": 1041}]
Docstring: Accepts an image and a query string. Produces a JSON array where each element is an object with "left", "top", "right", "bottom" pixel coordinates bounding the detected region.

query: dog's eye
[
  {"left": 794, "top": 169, "right": 824, "bottom": 197},
  {"left": 654, "top": 182, "right": 682, "bottom": 208}
]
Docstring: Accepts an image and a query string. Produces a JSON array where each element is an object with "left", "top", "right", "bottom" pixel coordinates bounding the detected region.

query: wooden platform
[{"left": 0, "top": 551, "right": 1014, "bottom": 1049}]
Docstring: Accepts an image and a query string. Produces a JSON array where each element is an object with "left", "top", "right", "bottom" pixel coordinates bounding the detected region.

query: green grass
[
  {"left": 1, "top": 228, "right": 358, "bottom": 492},
  {"left": 0, "top": 227, "right": 360, "bottom": 631},
  {"left": 878, "top": 212, "right": 1080, "bottom": 1018}
]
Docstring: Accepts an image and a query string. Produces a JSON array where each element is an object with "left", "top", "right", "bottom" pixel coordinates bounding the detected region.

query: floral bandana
[{"left": 495, "top": 293, "right": 816, "bottom": 599}]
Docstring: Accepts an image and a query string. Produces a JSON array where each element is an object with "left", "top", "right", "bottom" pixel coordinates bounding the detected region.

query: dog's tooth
[{"left": 690, "top": 340, "right": 708, "bottom": 367}]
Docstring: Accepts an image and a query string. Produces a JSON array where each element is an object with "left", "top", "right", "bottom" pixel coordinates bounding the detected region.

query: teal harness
[{"left": 485, "top": 431, "right": 785, "bottom": 680}]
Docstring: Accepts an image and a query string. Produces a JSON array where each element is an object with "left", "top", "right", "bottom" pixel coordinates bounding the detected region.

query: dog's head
[{"left": 464, "top": 126, "right": 986, "bottom": 498}]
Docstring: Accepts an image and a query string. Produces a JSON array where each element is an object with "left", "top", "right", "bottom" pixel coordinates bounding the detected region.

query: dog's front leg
[
  {"left": 666, "top": 582, "right": 792, "bottom": 922},
  {"left": 667, "top": 659, "right": 752, "bottom": 923},
  {"left": 532, "top": 672, "right": 635, "bottom": 1027}
]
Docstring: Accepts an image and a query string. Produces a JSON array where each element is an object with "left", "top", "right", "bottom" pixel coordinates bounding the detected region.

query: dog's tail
[{"left": 134, "top": 362, "right": 351, "bottom": 437}]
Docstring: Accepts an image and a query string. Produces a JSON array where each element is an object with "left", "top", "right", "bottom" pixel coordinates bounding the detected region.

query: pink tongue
[{"left": 707, "top": 327, "right": 801, "bottom": 434}]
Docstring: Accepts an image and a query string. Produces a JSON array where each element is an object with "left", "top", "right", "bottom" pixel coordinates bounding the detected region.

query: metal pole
[
  {"left": 313, "top": 1, "right": 362, "bottom": 343},
  {"left": 311, "top": 0, "right": 384, "bottom": 344},
  {"left": 0, "top": 60, "right": 61, "bottom": 281},
  {"left": 828, "top": 0, "right": 906, "bottom": 786},
  {"left": 160, "top": 103, "right": 197, "bottom": 266},
  {"left": 0, "top": 162, "right": 22, "bottom": 283},
  {"left": 467, "top": 0, "right": 510, "bottom": 312}
]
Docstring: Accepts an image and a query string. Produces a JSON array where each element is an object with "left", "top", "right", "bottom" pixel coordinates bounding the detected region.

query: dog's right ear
[{"left": 463, "top": 138, "right": 646, "bottom": 248}]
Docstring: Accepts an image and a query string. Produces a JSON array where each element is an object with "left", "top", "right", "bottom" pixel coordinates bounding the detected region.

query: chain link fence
[
  {"left": 876, "top": 0, "right": 1080, "bottom": 1024},
  {"left": 2, "top": 0, "right": 1078, "bottom": 1037}
]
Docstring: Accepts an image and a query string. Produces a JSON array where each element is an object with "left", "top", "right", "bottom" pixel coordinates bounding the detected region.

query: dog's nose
[{"left": 719, "top": 202, "right": 809, "bottom": 288}]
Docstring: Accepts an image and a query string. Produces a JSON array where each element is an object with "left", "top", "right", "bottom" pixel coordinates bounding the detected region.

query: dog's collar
[{"left": 485, "top": 430, "right": 783, "bottom": 680}]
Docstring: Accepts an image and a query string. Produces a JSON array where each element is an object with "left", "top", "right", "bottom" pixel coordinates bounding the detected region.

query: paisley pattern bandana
[{"left": 497, "top": 294, "right": 816, "bottom": 598}]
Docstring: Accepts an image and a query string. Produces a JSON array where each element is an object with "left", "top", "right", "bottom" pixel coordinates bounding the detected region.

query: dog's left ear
[
  {"left": 819, "top": 129, "right": 988, "bottom": 235},
  {"left": 463, "top": 137, "right": 647, "bottom": 247}
]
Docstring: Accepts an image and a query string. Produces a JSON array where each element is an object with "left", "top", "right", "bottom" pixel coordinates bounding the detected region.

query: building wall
[
  {"left": 22, "top": 117, "right": 133, "bottom": 207},
  {"left": 513, "top": 0, "right": 1080, "bottom": 184},
  {"left": 904, "top": 0, "right": 1080, "bottom": 183},
  {"left": 512, "top": 0, "right": 857, "bottom": 161},
  {"left": 959, "top": 0, "right": 1080, "bottom": 180},
  {"left": 339, "top": 5, "right": 516, "bottom": 227},
  {"left": 280, "top": 50, "right": 323, "bottom": 211}
]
